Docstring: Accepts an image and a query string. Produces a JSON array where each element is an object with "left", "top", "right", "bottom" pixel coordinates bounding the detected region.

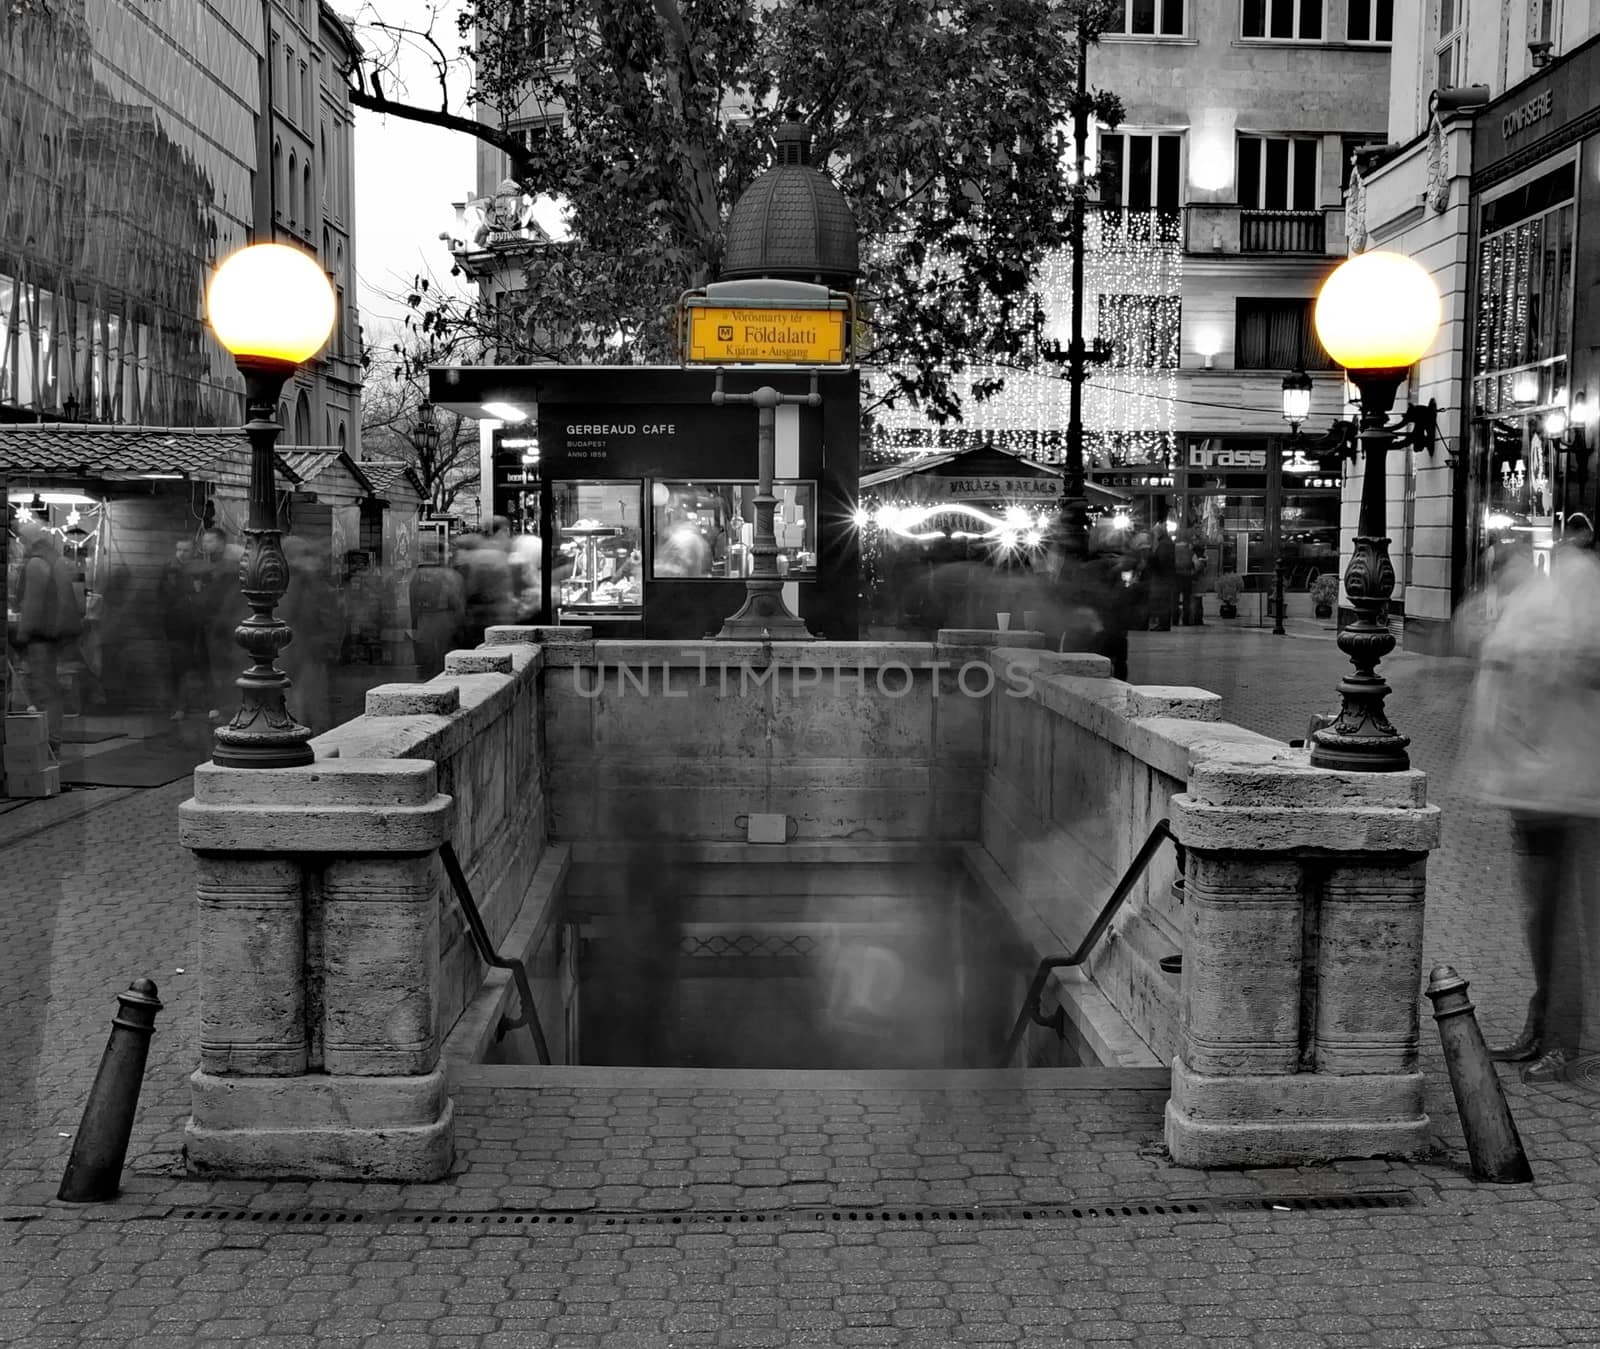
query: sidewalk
[{"left": 4, "top": 626, "right": 1598, "bottom": 1347}]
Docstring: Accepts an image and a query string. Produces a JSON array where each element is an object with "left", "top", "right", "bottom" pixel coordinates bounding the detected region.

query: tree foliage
[
  {"left": 347, "top": 0, "right": 1121, "bottom": 422},
  {"left": 360, "top": 319, "right": 483, "bottom": 517}
]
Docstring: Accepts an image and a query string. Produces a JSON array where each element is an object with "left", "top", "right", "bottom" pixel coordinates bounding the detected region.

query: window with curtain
[
  {"left": 1238, "top": 135, "right": 1318, "bottom": 210},
  {"left": 1235, "top": 298, "right": 1336, "bottom": 370},
  {"left": 1242, "top": 0, "right": 1322, "bottom": 39},
  {"left": 1097, "top": 132, "right": 1182, "bottom": 210}
]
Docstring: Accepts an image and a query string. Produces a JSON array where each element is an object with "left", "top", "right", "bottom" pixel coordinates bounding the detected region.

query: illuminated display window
[
  {"left": 552, "top": 480, "right": 643, "bottom": 614},
  {"left": 651, "top": 481, "right": 817, "bottom": 580}
]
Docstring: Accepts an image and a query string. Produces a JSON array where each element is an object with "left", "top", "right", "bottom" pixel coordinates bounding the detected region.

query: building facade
[
  {"left": 0, "top": 0, "right": 360, "bottom": 446},
  {"left": 869, "top": 0, "right": 1391, "bottom": 591},
  {"left": 1356, "top": 2, "right": 1600, "bottom": 653}
]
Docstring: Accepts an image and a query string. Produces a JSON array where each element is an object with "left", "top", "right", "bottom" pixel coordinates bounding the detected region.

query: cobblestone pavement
[{"left": 5, "top": 625, "right": 1600, "bottom": 1347}]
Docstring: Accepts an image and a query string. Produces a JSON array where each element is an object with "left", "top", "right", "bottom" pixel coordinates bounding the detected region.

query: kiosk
[{"left": 436, "top": 364, "right": 860, "bottom": 640}]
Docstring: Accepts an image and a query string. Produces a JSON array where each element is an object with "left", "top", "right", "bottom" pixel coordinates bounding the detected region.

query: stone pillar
[
  {"left": 178, "top": 758, "right": 455, "bottom": 1180},
  {"left": 1166, "top": 754, "right": 1439, "bottom": 1167}
]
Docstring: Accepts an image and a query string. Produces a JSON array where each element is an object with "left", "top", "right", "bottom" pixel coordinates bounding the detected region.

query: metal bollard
[
  {"left": 57, "top": 979, "right": 164, "bottom": 1203},
  {"left": 1424, "top": 964, "right": 1533, "bottom": 1184}
]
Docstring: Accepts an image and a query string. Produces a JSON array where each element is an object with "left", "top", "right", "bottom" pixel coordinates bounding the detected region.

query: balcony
[
  {"left": 1185, "top": 205, "right": 1346, "bottom": 258},
  {"left": 1240, "top": 210, "right": 1326, "bottom": 254}
]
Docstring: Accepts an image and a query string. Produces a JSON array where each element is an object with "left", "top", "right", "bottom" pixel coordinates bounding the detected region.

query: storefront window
[
  {"left": 651, "top": 481, "right": 817, "bottom": 580},
  {"left": 1278, "top": 492, "right": 1340, "bottom": 585},
  {"left": 1466, "top": 162, "right": 1578, "bottom": 584},
  {"left": 552, "top": 480, "right": 643, "bottom": 615}
]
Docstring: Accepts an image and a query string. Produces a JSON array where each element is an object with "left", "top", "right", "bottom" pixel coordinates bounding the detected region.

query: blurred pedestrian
[
  {"left": 410, "top": 537, "right": 466, "bottom": 679},
  {"left": 456, "top": 522, "right": 515, "bottom": 644},
  {"left": 157, "top": 538, "right": 202, "bottom": 719},
  {"left": 194, "top": 524, "right": 242, "bottom": 721},
  {"left": 1146, "top": 527, "right": 1175, "bottom": 631},
  {"left": 1458, "top": 524, "right": 1600, "bottom": 1082},
  {"left": 280, "top": 537, "right": 337, "bottom": 735},
  {"left": 11, "top": 516, "right": 84, "bottom": 754},
  {"left": 1173, "top": 529, "right": 1196, "bottom": 626}
]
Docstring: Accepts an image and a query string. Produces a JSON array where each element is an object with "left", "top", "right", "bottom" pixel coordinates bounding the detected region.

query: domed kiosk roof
[{"left": 721, "top": 123, "right": 859, "bottom": 289}]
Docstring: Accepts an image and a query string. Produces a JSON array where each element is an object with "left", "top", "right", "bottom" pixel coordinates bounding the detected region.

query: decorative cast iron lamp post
[
  {"left": 1309, "top": 251, "right": 1441, "bottom": 772},
  {"left": 205, "top": 243, "right": 336, "bottom": 768},
  {"left": 711, "top": 372, "right": 820, "bottom": 640},
  {"left": 1272, "top": 370, "right": 1317, "bottom": 636},
  {"left": 1046, "top": 18, "right": 1118, "bottom": 559}
]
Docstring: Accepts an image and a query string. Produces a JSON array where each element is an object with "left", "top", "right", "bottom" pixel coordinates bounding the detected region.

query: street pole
[
  {"left": 212, "top": 356, "right": 314, "bottom": 769},
  {"left": 711, "top": 373, "right": 820, "bottom": 640},
  {"left": 1059, "top": 27, "right": 1092, "bottom": 560},
  {"left": 1309, "top": 369, "right": 1409, "bottom": 771}
]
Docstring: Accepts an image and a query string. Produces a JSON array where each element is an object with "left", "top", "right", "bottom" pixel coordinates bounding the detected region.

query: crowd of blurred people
[
  {"left": 871, "top": 522, "right": 1211, "bottom": 681},
  {"left": 6, "top": 511, "right": 551, "bottom": 745},
  {"left": 409, "top": 517, "right": 542, "bottom": 677}
]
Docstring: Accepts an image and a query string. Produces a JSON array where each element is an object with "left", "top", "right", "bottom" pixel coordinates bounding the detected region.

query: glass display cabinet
[
  {"left": 650, "top": 480, "right": 817, "bottom": 580},
  {"left": 552, "top": 480, "right": 644, "bottom": 623}
]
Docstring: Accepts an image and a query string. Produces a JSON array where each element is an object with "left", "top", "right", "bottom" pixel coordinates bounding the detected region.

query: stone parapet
[
  {"left": 179, "top": 759, "right": 455, "bottom": 1178},
  {"left": 179, "top": 632, "right": 549, "bottom": 1182},
  {"left": 1164, "top": 753, "right": 1439, "bottom": 1167}
]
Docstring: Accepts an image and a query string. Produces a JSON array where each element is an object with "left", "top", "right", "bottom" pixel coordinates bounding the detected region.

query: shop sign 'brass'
[{"left": 686, "top": 306, "right": 848, "bottom": 364}]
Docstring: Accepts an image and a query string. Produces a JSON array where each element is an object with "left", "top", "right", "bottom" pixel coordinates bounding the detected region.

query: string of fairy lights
[{"left": 871, "top": 207, "right": 1185, "bottom": 465}]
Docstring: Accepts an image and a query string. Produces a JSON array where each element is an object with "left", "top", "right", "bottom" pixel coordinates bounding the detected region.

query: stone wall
[
  {"left": 538, "top": 630, "right": 1046, "bottom": 844},
  {"left": 978, "top": 646, "right": 1442, "bottom": 1167},
  {"left": 314, "top": 638, "right": 548, "bottom": 1043},
  {"left": 979, "top": 648, "right": 1281, "bottom": 1066},
  {"left": 177, "top": 635, "right": 547, "bottom": 1179},
  {"left": 180, "top": 623, "right": 1440, "bottom": 1178}
]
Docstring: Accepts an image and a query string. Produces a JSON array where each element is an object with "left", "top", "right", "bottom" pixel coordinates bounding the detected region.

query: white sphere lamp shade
[
  {"left": 207, "top": 244, "right": 336, "bottom": 365},
  {"left": 1313, "top": 251, "right": 1441, "bottom": 373}
]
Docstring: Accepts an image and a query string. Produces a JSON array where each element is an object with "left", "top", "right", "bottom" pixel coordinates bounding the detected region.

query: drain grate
[
  {"left": 1557, "top": 1053, "right": 1600, "bottom": 1095},
  {"left": 163, "top": 1191, "right": 1421, "bottom": 1231}
]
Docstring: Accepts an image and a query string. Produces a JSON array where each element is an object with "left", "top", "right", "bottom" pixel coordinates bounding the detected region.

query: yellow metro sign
[{"left": 686, "top": 304, "right": 848, "bottom": 364}]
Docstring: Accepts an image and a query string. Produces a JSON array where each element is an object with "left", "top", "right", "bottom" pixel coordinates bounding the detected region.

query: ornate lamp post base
[
  {"left": 1308, "top": 540, "right": 1411, "bottom": 772},
  {"left": 213, "top": 354, "right": 314, "bottom": 770},
  {"left": 715, "top": 580, "right": 816, "bottom": 641}
]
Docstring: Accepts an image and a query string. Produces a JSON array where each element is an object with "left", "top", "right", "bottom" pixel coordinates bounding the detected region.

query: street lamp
[
  {"left": 415, "top": 401, "right": 441, "bottom": 457},
  {"left": 1542, "top": 390, "right": 1595, "bottom": 527},
  {"left": 205, "top": 243, "right": 336, "bottom": 768},
  {"left": 1308, "top": 250, "right": 1441, "bottom": 772},
  {"left": 1271, "top": 369, "right": 1321, "bottom": 634},
  {"left": 1280, "top": 368, "right": 1313, "bottom": 432}
]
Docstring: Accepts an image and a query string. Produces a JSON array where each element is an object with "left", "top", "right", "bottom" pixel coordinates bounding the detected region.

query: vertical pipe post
[
  {"left": 58, "top": 979, "right": 164, "bottom": 1203},
  {"left": 1425, "top": 964, "right": 1534, "bottom": 1184}
]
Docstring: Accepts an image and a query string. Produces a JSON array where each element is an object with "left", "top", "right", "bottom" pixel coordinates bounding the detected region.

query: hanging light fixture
[{"left": 1281, "top": 369, "right": 1313, "bottom": 432}]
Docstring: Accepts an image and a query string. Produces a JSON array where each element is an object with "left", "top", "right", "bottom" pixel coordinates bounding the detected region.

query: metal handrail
[
  {"left": 998, "top": 818, "right": 1179, "bottom": 1067},
  {"left": 439, "top": 841, "right": 551, "bottom": 1065}
]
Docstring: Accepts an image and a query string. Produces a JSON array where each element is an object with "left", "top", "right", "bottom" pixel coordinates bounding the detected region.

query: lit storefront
[
  {"left": 1464, "top": 43, "right": 1600, "bottom": 584},
  {"left": 1091, "top": 434, "right": 1343, "bottom": 587},
  {"left": 452, "top": 365, "right": 860, "bottom": 640}
]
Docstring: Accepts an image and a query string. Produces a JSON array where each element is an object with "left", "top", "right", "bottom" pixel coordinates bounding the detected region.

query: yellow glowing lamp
[
  {"left": 207, "top": 244, "right": 336, "bottom": 365},
  {"left": 1313, "top": 251, "right": 1441, "bottom": 373}
]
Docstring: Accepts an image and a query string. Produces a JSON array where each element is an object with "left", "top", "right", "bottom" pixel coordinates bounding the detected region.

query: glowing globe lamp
[
  {"left": 207, "top": 244, "right": 335, "bottom": 366},
  {"left": 1313, "top": 251, "right": 1441, "bottom": 374}
]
